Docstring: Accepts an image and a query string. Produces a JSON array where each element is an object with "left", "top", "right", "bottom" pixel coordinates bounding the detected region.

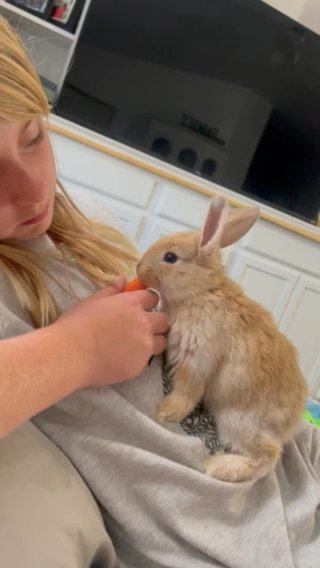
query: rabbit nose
[
  {"left": 137, "top": 260, "right": 150, "bottom": 275},
  {"left": 136, "top": 261, "right": 143, "bottom": 277}
]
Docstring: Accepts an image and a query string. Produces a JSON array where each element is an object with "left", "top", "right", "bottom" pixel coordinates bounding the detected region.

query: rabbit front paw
[{"left": 157, "top": 395, "right": 194, "bottom": 423}]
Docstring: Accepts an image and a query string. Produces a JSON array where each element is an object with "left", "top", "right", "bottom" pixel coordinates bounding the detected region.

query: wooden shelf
[{"left": 0, "top": 1, "right": 74, "bottom": 41}]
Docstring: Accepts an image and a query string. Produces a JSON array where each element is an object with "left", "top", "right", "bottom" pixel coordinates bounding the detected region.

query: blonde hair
[{"left": 0, "top": 16, "right": 138, "bottom": 327}]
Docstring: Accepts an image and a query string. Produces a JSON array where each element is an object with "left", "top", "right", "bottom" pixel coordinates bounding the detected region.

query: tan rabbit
[{"left": 137, "top": 197, "right": 307, "bottom": 482}]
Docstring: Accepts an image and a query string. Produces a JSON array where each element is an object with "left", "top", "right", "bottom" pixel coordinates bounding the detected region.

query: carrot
[{"left": 124, "top": 277, "right": 145, "bottom": 292}]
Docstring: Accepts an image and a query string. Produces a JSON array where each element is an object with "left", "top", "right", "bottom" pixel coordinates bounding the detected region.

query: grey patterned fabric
[{"left": 162, "top": 360, "right": 224, "bottom": 454}]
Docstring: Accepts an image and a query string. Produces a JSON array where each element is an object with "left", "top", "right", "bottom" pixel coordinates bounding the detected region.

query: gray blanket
[{"left": 35, "top": 360, "right": 320, "bottom": 568}]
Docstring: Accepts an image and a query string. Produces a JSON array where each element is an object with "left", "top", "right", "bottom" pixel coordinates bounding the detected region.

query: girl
[{"left": 0, "top": 15, "right": 319, "bottom": 568}]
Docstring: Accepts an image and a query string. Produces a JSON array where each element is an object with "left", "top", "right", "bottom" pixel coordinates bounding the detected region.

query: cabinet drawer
[
  {"left": 242, "top": 219, "right": 320, "bottom": 278},
  {"left": 138, "top": 217, "right": 191, "bottom": 251},
  {"left": 229, "top": 251, "right": 299, "bottom": 321},
  {"left": 153, "top": 182, "right": 212, "bottom": 227},
  {"left": 62, "top": 179, "right": 144, "bottom": 241},
  {"left": 52, "top": 133, "right": 155, "bottom": 208}
]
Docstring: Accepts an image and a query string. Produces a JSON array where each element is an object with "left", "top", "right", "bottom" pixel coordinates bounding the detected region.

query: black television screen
[{"left": 55, "top": 0, "right": 320, "bottom": 224}]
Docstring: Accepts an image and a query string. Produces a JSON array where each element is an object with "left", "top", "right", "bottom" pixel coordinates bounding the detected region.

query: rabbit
[{"left": 137, "top": 196, "right": 307, "bottom": 482}]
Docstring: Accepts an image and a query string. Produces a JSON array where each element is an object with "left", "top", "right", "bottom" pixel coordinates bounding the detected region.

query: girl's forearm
[{"left": 0, "top": 324, "right": 87, "bottom": 439}]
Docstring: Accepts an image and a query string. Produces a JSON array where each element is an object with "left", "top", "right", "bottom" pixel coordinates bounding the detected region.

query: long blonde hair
[{"left": 0, "top": 16, "right": 137, "bottom": 327}]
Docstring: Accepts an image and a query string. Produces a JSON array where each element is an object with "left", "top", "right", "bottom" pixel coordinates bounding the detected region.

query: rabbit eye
[{"left": 163, "top": 252, "right": 178, "bottom": 264}]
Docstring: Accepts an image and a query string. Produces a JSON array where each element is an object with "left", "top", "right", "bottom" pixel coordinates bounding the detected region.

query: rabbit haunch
[{"left": 137, "top": 197, "right": 307, "bottom": 482}]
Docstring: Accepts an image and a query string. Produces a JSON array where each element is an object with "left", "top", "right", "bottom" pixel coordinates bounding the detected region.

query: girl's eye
[
  {"left": 25, "top": 130, "right": 44, "bottom": 148},
  {"left": 163, "top": 252, "right": 178, "bottom": 264}
]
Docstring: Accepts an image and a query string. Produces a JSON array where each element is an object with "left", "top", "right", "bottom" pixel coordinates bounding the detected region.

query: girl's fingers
[
  {"left": 153, "top": 335, "right": 167, "bottom": 355},
  {"left": 127, "top": 290, "right": 160, "bottom": 311},
  {"left": 148, "top": 312, "right": 169, "bottom": 335}
]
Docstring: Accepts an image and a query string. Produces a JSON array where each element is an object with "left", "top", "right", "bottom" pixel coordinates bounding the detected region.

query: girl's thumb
[{"left": 92, "top": 277, "right": 126, "bottom": 300}]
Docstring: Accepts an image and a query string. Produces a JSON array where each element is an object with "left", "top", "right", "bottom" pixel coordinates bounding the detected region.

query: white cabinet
[
  {"left": 138, "top": 217, "right": 192, "bottom": 252},
  {"left": 242, "top": 219, "right": 320, "bottom": 278},
  {"left": 62, "top": 178, "right": 144, "bottom": 241},
  {"left": 228, "top": 251, "right": 300, "bottom": 323},
  {"left": 53, "top": 132, "right": 155, "bottom": 209},
  {"left": 152, "top": 182, "right": 211, "bottom": 229},
  {"left": 279, "top": 276, "right": 320, "bottom": 395}
]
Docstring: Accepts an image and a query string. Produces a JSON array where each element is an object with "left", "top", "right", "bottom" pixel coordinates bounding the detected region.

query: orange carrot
[{"left": 124, "top": 277, "right": 145, "bottom": 292}]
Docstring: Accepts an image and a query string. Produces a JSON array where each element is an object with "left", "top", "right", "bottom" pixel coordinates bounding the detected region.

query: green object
[{"left": 302, "top": 410, "right": 320, "bottom": 429}]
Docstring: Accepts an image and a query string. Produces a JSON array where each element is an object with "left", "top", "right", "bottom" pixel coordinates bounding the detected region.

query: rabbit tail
[{"left": 205, "top": 438, "right": 281, "bottom": 482}]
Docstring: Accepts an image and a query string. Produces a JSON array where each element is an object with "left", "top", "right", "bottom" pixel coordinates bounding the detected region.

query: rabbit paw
[{"left": 157, "top": 395, "right": 193, "bottom": 423}]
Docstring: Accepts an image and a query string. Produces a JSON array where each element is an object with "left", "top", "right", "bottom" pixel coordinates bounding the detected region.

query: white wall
[
  {"left": 262, "top": 0, "right": 306, "bottom": 21},
  {"left": 301, "top": 0, "right": 320, "bottom": 35},
  {"left": 262, "top": 0, "right": 320, "bottom": 35}
]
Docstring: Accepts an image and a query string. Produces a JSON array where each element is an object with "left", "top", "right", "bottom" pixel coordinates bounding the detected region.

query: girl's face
[{"left": 0, "top": 117, "right": 56, "bottom": 240}]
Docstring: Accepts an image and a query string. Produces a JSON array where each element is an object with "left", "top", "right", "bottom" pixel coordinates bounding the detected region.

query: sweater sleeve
[{"left": 0, "top": 277, "right": 34, "bottom": 340}]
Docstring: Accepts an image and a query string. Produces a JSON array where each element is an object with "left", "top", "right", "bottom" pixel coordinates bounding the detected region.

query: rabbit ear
[
  {"left": 220, "top": 206, "right": 260, "bottom": 248},
  {"left": 199, "top": 196, "right": 228, "bottom": 254}
]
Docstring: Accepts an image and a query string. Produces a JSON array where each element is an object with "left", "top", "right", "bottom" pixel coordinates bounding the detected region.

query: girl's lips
[{"left": 21, "top": 202, "right": 49, "bottom": 226}]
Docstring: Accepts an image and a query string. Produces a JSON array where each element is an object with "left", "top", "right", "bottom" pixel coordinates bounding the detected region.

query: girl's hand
[{"left": 55, "top": 284, "right": 168, "bottom": 388}]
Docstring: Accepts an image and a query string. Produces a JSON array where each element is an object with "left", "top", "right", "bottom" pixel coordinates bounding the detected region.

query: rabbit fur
[{"left": 137, "top": 197, "right": 307, "bottom": 482}]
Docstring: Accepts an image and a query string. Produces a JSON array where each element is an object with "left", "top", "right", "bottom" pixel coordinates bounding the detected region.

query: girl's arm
[
  {"left": 0, "top": 286, "right": 167, "bottom": 438},
  {"left": 0, "top": 323, "right": 88, "bottom": 438}
]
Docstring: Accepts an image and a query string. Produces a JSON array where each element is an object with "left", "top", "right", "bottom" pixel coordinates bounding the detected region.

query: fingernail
[{"left": 113, "top": 276, "right": 126, "bottom": 290}]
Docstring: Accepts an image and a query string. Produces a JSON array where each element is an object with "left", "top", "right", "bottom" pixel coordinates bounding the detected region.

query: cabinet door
[
  {"left": 279, "top": 275, "right": 320, "bottom": 395},
  {"left": 153, "top": 182, "right": 211, "bottom": 228},
  {"left": 62, "top": 178, "right": 144, "bottom": 241},
  {"left": 138, "top": 218, "right": 192, "bottom": 251},
  {"left": 228, "top": 251, "right": 299, "bottom": 322},
  {"left": 52, "top": 133, "right": 155, "bottom": 209}
]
